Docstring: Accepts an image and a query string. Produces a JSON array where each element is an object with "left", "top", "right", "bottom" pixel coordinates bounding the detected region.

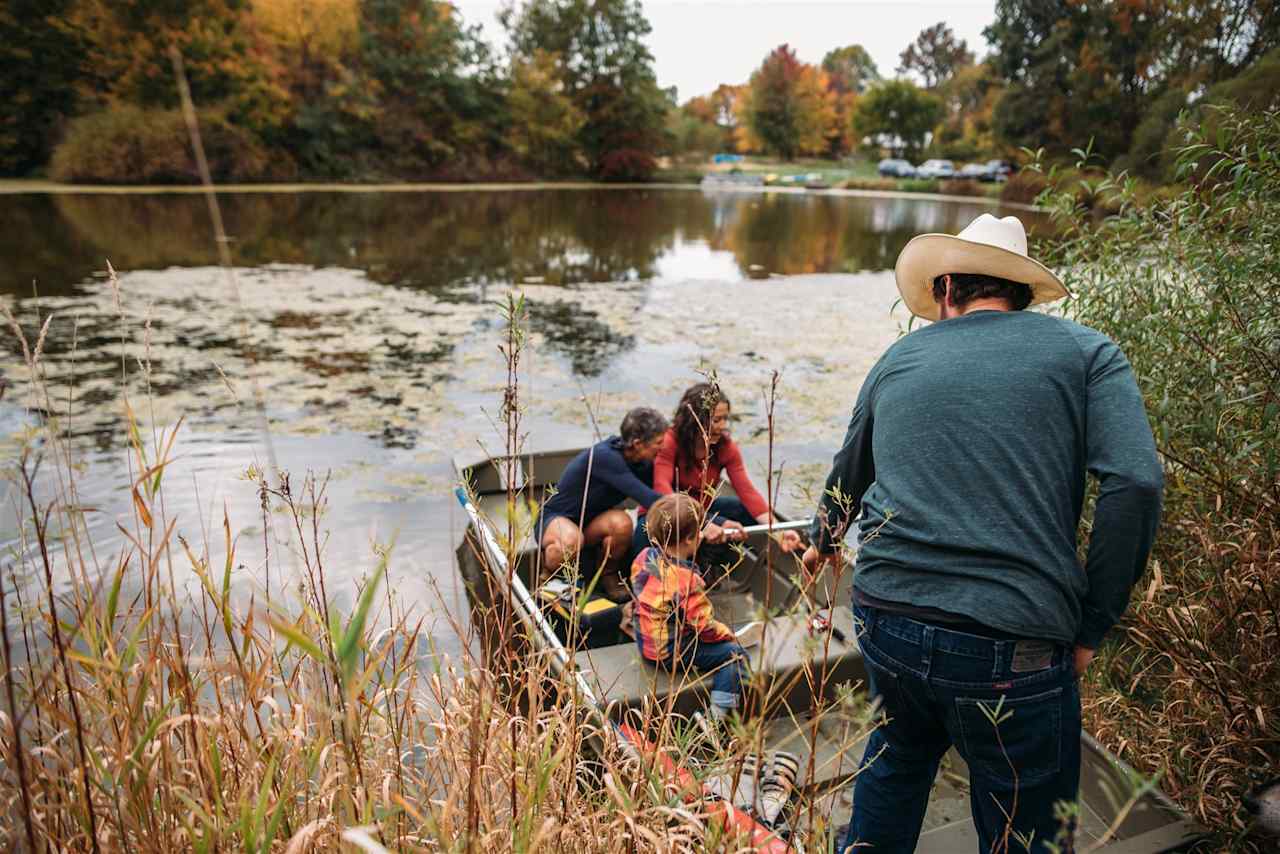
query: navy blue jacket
[{"left": 539, "top": 437, "right": 660, "bottom": 526}]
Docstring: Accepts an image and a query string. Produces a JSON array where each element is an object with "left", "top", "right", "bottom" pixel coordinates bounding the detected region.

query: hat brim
[{"left": 894, "top": 233, "right": 1072, "bottom": 321}]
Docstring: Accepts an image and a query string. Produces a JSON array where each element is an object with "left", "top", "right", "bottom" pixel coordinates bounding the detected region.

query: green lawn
[{"left": 656, "top": 154, "right": 881, "bottom": 184}]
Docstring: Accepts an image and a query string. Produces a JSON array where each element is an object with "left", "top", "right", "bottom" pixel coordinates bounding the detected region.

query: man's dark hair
[
  {"left": 620, "top": 407, "right": 669, "bottom": 447},
  {"left": 932, "top": 273, "right": 1033, "bottom": 311}
]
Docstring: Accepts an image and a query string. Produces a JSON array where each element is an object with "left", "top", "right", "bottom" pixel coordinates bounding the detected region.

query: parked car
[
  {"left": 979, "top": 159, "right": 1016, "bottom": 182},
  {"left": 957, "top": 163, "right": 988, "bottom": 180},
  {"left": 916, "top": 159, "right": 956, "bottom": 179},
  {"left": 877, "top": 158, "right": 917, "bottom": 178}
]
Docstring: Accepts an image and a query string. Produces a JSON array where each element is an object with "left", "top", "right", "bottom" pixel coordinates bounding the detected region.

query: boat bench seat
[{"left": 573, "top": 607, "right": 863, "bottom": 718}]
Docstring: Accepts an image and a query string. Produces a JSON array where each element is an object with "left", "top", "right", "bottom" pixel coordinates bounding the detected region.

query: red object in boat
[{"left": 617, "top": 721, "right": 792, "bottom": 853}]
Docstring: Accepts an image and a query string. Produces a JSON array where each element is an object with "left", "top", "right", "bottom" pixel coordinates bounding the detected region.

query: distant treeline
[
  {"left": 2, "top": 0, "right": 1278, "bottom": 184},
  {"left": 686, "top": 2, "right": 1280, "bottom": 177},
  {"left": 1, "top": 0, "right": 669, "bottom": 183}
]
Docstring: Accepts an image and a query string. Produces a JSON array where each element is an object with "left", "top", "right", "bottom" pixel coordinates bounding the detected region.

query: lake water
[{"left": 0, "top": 187, "right": 1042, "bottom": 660}]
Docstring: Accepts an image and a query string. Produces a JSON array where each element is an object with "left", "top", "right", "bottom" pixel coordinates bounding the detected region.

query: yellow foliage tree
[
  {"left": 508, "top": 49, "right": 587, "bottom": 175},
  {"left": 251, "top": 0, "right": 358, "bottom": 66},
  {"left": 793, "top": 64, "right": 839, "bottom": 157}
]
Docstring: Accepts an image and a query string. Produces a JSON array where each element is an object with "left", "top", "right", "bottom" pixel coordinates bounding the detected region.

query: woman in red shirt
[{"left": 631, "top": 382, "right": 801, "bottom": 562}]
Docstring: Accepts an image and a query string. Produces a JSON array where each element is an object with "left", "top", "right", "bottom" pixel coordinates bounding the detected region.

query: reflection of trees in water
[
  {"left": 39, "top": 190, "right": 720, "bottom": 295},
  {"left": 12, "top": 189, "right": 1044, "bottom": 300},
  {"left": 525, "top": 298, "right": 636, "bottom": 377},
  {"left": 709, "top": 193, "right": 1021, "bottom": 276}
]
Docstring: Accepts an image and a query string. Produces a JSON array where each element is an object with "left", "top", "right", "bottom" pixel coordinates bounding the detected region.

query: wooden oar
[{"left": 454, "top": 488, "right": 793, "bottom": 853}]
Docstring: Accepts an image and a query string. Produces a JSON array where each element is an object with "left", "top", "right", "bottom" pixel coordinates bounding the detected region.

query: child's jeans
[{"left": 651, "top": 637, "right": 746, "bottom": 712}]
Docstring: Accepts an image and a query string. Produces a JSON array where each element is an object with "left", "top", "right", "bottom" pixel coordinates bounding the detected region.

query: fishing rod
[{"left": 454, "top": 487, "right": 793, "bottom": 853}]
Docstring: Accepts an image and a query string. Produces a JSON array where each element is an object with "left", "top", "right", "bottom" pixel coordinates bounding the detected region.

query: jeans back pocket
[{"left": 954, "top": 687, "right": 1063, "bottom": 790}]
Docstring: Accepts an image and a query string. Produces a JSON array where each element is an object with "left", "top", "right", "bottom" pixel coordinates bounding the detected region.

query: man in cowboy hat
[{"left": 803, "top": 213, "right": 1163, "bottom": 853}]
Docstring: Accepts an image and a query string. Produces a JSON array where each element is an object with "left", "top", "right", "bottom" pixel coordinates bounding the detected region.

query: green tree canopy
[
  {"left": 852, "top": 79, "right": 944, "bottom": 160},
  {"left": 984, "top": 0, "right": 1280, "bottom": 162},
  {"left": 898, "top": 22, "right": 974, "bottom": 89},
  {"left": 357, "top": 0, "right": 503, "bottom": 175},
  {"left": 501, "top": 0, "right": 666, "bottom": 179},
  {"left": 822, "top": 44, "right": 880, "bottom": 94}
]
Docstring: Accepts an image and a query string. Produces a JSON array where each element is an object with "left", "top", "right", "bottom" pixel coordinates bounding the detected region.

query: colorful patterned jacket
[{"left": 630, "top": 546, "right": 734, "bottom": 661}]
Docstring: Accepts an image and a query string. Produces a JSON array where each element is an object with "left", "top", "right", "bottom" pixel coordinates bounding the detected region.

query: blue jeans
[
  {"left": 843, "top": 605, "right": 1081, "bottom": 854},
  {"left": 631, "top": 496, "right": 756, "bottom": 564},
  {"left": 649, "top": 637, "right": 745, "bottom": 711}
]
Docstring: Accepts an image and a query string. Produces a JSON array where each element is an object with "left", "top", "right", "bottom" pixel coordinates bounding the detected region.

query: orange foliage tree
[{"left": 736, "top": 45, "right": 839, "bottom": 160}]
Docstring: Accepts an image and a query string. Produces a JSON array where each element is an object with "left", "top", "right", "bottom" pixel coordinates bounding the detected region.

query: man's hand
[
  {"left": 1073, "top": 645, "right": 1095, "bottom": 676},
  {"left": 775, "top": 529, "right": 803, "bottom": 553},
  {"left": 801, "top": 545, "right": 839, "bottom": 574}
]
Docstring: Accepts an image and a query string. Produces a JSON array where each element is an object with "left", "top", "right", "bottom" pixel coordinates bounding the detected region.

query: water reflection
[{"left": 3, "top": 188, "right": 1038, "bottom": 299}]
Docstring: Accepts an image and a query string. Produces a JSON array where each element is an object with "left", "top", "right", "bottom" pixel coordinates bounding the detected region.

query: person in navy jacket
[{"left": 536, "top": 408, "right": 669, "bottom": 601}]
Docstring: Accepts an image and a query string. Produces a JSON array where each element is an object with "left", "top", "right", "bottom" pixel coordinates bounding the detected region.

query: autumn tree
[
  {"left": 69, "top": 0, "right": 276, "bottom": 111},
  {"left": 0, "top": 0, "right": 89, "bottom": 174},
  {"left": 984, "top": 0, "right": 1280, "bottom": 165},
  {"left": 852, "top": 79, "right": 944, "bottom": 160},
  {"left": 251, "top": 0, "right": 358, "bottom": 96},
  {"left": 931, "top": 61, "right": 1003, "bottom": 159},
  {"left": 898, "top": 22, "right": 974, "bottom": 89},
  {"left": 508, "top": 49, "right": 586, "bottom": 174},
  {"left": 820, "top": 45, "right": 877, "bottom": 156},
  {"left": 1158, "top": 0, "right": 1280, "bottom": 86},
  {"left": 502, "top": 0, "right": 667, "bottom": 179},
  {"left": 738, "top": 45, "right": 838, "bottom": 160},
  {"left": 357, "top": 0, "right": 504, "bottom": 176}
]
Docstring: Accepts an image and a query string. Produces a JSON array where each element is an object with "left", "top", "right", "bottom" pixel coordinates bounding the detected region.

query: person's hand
[
  {"left": 1073, "top": 645, "right": 1095, "bottom": 677},
  {"left": 775, "top": 529, "right": 802, "bottom": 553},
  {"left": 722, "top": 520, "right": 746, "bottom": 542},
  {"left": 801, "top": 545, "right": 839, "bottom": 574},
  {"left": 702, "top": 522, "right": 725, "bottom": 544}
]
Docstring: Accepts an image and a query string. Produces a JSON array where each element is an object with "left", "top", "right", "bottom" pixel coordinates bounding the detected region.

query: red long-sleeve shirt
[{"left": 652, "top": 429, "right": 769, "bottom": 519}]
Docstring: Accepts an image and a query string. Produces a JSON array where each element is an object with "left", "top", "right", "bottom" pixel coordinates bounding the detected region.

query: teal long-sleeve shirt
[{"left": 809, "top": 310, "right": 1163, "bottom": 648}]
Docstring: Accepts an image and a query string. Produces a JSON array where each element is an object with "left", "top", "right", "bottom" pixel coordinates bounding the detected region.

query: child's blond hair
[{"left": 646, "top": 492, "right": 704, "bottom": 551}]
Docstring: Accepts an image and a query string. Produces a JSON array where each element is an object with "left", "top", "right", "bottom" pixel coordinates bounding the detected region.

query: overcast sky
[{"left": 452, "top": 0, "right": 997, "bottom": 101}]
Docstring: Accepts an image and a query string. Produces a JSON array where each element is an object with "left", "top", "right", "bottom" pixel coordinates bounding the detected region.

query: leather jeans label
[{"left": 1010, "top": 640, "right": 1055, "bottom": 673}]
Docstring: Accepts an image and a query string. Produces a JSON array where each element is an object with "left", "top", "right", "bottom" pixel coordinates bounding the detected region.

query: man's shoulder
[
  {"left": 1041, "top": 313, "right": 1112, "bottom": 342},
  {"left": 595, "top": 435, "right": 629, "bottom": 466},
  {"left": 921, "top": 311, "right": 1117, "bottom": 352},
  {"left": 1040, "top": 314, "right": 1124, "bottom": 366}
]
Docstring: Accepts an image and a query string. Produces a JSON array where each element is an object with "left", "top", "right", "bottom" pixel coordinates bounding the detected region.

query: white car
[{"left": 916, "top": 159, "right": 956, "bottom": 179}]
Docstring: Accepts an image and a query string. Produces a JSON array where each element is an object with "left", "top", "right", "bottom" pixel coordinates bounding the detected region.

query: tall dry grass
[{"left": 0, "top": 282, "right": 881, "bottom": 852}]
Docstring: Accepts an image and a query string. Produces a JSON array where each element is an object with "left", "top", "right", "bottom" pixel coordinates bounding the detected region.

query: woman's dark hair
[
  {"left": 619, "top": 407, "right": 668, "bottom": 447},
  {"left": 932, "top": 273, "right": 1033, "bottom": 311},
  {"left": 672, "top": 382, "right": 729, "bottom": 465}
]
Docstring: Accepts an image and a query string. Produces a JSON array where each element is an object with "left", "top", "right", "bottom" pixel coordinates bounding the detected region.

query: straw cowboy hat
[{"left": 894, "top": 213, "right": 1072, "bottom": 321}]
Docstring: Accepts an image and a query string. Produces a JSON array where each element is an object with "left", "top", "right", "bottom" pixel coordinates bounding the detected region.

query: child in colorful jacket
[{"left": 630, "top": 492, "right": 747, "bottom": 721}]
